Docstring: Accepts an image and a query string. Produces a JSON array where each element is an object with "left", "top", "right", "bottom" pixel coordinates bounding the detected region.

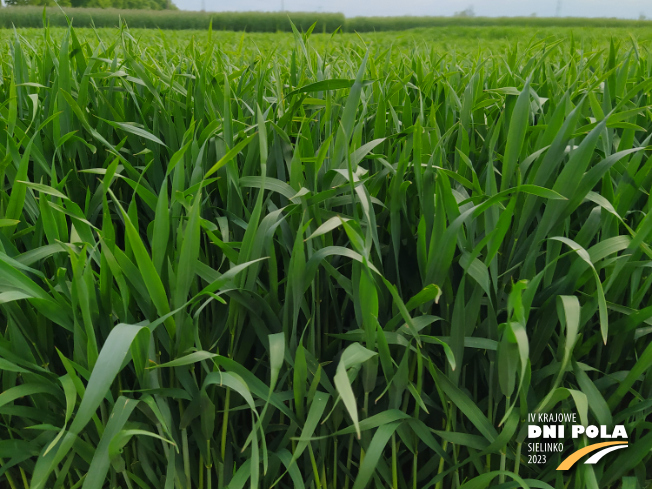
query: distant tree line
[{"left": 3, "top": 0, "right": 174, "bottom": 10}]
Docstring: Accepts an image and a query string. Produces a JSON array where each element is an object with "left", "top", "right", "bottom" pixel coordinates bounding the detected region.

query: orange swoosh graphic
[{"left": 556, "top": 441, "right": 628, "bottom": 470}]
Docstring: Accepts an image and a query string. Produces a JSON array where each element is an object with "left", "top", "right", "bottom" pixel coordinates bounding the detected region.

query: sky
[{"left": 173, "top": 0, "right": 649, "bottom": 19}]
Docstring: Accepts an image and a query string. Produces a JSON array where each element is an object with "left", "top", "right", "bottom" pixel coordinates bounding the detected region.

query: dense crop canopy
[{"left": 0, "top": 22, "right": 651, "bottom": 489}]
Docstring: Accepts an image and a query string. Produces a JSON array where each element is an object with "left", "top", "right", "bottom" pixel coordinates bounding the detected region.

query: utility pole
[
  {"left": 281, "top": 0, "right": 284, "bottom": 11},
  {"left": 555, "top": 0, "right": 562, "bottom": 17},
  {"left": 201, "top": 0, "right": 205, "bottom": 11}
]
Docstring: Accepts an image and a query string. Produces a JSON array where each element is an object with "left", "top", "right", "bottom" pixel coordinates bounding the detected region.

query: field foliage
[{"left": 0, "top": 20, "right": 652, "bottom": 489}]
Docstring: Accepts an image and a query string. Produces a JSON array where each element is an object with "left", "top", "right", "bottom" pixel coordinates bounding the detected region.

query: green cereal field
[{"left": 1, "top": 19, "right": 652, "bottom": 489}]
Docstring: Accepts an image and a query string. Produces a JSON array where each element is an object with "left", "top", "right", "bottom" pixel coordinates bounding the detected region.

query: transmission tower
[{"left": 555, "top": 0, "right": 562, "bottom": 17}]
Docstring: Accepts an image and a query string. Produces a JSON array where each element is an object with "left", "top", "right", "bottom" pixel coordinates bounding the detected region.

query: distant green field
[
  {"left": 1, "top": 6, "right": 652, "bottom": 32},
  {"left": 4, "top": 24, "right": 652, "bottom": 54},
  {"left": 0, "top": 8, "right": 344, "bottom": 31}
]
